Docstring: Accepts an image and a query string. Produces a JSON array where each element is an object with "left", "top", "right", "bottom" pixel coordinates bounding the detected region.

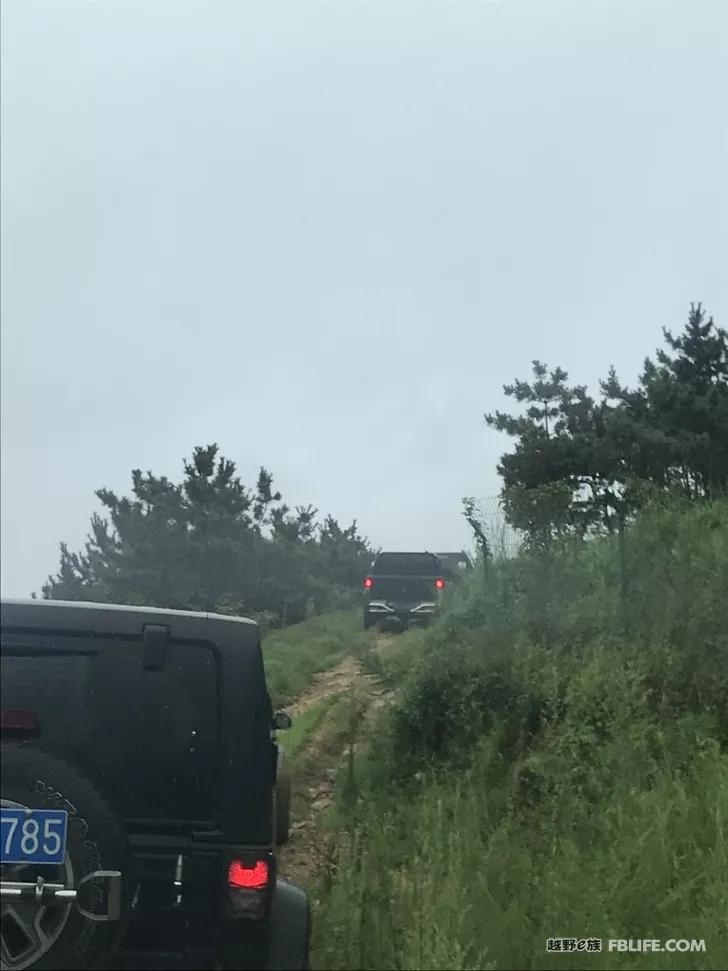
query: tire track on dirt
[
  {"left": 277, "top": 636, "right": 393, "bottom": 888},
  {"left": 286, "top": 655, "right": 363, "bottom": 719}
]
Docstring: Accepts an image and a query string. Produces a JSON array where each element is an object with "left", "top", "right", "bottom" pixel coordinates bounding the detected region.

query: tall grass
[{"left": 312, "top": 499, "right": 728, "bottom": 970}]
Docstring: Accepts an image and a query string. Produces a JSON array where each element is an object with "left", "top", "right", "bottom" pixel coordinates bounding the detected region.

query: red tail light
[
  {"left": 1, "top": 709, "right": 38, "bottom": 732},
  {"left": 228, "top": 858, "right": 269, "bottom": 890},
  {"left": 434, "top": 577, "right": 446, "bottom": 590},
  {"left": 363, "top": 576, "right": 374, "bottom": 589}
]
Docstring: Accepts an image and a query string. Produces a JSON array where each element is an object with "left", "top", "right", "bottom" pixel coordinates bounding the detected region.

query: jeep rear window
[
  {"left": 1, "top": 631, "right": 221, "bottom": 826},
  {"left": 373, "top": 553, "right": 440, "bottom": 575}
]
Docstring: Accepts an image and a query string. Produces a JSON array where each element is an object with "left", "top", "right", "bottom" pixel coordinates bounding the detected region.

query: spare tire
[{"left": 1, "top": 743, "right": 131, "bottom": 970}]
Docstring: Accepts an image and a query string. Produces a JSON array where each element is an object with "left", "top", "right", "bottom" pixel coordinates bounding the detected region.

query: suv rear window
[
  {"left": 2, "top": 630, "right": 220, "bottom": 825},
  {"left": 373, "top": 553, "right": 440, "bottom": 575}
]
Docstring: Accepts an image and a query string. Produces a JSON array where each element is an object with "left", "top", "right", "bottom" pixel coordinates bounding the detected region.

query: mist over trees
[{"left": 43, "top": 444, "right": 375, "bottom": 628}]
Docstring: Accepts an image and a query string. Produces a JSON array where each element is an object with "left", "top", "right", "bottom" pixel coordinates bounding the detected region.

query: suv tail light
[
  {"left": 227, "top": 854, "right": 274, "bottom": 920},
  {"left": 363, "top": 576, "right": 374, "bottom": 589},
  {"left": 434, "top": 577, "right": 446, "bottom": 590},
  {"left": 228, "top": 859, "right": 269, "bottom": 890}
]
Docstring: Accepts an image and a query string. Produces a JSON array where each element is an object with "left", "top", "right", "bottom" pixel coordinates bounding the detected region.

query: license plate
[{"left": 0, "top": 808, "right": 68, "bottom": 865}]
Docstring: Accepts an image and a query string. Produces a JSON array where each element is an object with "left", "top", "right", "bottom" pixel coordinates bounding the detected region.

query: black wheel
[
  {"left": 275, "top": 768, "right": 291, "bottom": 846},
  {"left": 0, "top": 744, "right": 131, "bottom": 971}
]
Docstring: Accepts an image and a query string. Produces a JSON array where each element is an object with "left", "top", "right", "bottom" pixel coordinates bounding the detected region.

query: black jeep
[
  {"left": 0, "top": 598, "right": 310, "bottom": 970},
  {"left": 362, "top": 552, "right": 446, "bottom": 631}
]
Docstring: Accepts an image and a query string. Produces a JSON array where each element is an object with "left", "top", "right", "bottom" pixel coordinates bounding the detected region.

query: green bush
[{"left": 389, "top": 640, "right": 528, "bottom": 768}]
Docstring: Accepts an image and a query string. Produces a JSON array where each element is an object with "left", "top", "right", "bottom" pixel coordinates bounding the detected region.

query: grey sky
[{"left": 2, "top": 0, "right": 726, "bottom": 597}]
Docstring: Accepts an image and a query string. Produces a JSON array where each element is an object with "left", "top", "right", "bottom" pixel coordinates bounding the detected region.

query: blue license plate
[{"left": 0, "top": 808, "right": 68, "bottom": 865}]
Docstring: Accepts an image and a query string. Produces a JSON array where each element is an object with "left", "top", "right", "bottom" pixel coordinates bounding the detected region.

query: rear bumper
[
  {"left": 364, "top": 602, "right": 438, "bottom": 626},
  {"left": 120, "top": 836, "right": 298, "bottom": 962},
  {"left": 117, "top": 877, "right": 310, "bottom": 970}
]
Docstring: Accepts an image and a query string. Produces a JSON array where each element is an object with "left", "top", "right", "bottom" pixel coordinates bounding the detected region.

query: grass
[
  {"left": 262, "top": 610, "right": 372, "bottom": 706},
  {"left": 311, "top": 498, "right": 728, "bottom": 970},
  {"left": 283, "top": 695, "right": 340, "bottom": 762},
  {"left": 314, "top": 741, "right": 728, "bottom": 970}
]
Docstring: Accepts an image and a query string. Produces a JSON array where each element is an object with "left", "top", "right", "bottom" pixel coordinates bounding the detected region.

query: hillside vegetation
[
  {"left": 313, "top": 497, "right": 728, "bottom": 970},
  {"left": 38, "top": 304, "right": 727, "bottom": 968},
  {"left": 309, "top": 306, "right": 728, "bottom": 969}
]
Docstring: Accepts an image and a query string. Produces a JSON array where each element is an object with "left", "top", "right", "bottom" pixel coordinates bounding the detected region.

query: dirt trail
[
  {"left": 286, "top": 654, "right": 363, "bottom": 720},
  {"left": 277, "top": 636, "right": 393, "bottom": 889}
]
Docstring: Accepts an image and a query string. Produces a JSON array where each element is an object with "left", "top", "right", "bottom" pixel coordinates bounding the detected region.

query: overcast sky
[{"left": 1, "top": 0, "right": 726, "bottom": 597}]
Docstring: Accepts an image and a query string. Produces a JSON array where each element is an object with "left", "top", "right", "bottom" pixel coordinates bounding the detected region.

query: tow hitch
[{"left": 0, "top": 870, "right": 123, "bottom": 921}]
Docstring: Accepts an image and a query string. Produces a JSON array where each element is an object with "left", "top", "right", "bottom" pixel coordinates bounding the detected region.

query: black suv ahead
[
  {"left": 0, "top": 598, "right": 310, "bottom": 971},
  {"left": 362, "top": 552, "right": 446, "bottom": 631}
]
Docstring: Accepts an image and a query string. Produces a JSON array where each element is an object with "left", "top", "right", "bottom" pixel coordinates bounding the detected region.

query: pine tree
[
  {"left": 482, "top": 305, "right": 727, "bottom": 546},
  {"left": 485, "top": 361, "right": 626, "bottom": 540},
  {"left": 43, "top": 444, "right": 375, "bottom": 626},
  {"left": 602, "top": 304, "right": 728, "bottom": 500}
]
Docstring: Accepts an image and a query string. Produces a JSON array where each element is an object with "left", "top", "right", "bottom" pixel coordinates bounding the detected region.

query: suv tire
[{"left": 0, "top": 743, "right": 131, "bottom": 970}]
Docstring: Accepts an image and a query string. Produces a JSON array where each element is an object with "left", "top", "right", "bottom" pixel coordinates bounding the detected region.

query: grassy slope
[
  {"left": 262, "top": 610, "right": 370, "bottom": 707},
  {"left": 313, "top": 499, "right": 728, "bottom": 970}
]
